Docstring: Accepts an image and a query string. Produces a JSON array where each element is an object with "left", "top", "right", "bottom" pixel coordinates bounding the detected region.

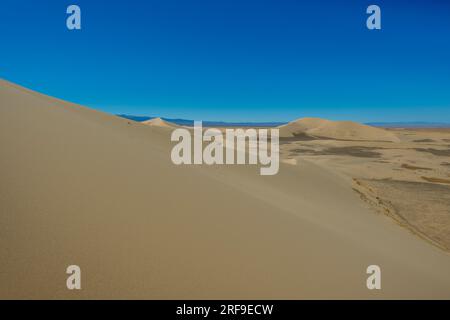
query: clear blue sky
[{"left": 1, "top": 0, "right": 449, "bottom": 122}]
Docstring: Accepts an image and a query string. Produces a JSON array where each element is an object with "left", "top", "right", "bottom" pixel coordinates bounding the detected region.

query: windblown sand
[
  {"left": 280, "top": 117, "right": 400, "bottom": 142},
  {"left": 281, "top": 125, "right": 450, "bottom": 253},
  {"left": 1, "top": 80, "right": 450, "bottom": 299}
]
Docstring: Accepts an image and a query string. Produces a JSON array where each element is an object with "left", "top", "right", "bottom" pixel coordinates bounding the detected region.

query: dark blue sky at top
[{"left": 1, "top": 0, "right": 449, "bottom": 122}]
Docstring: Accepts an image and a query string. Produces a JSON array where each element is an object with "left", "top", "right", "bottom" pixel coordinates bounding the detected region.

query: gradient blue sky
[{"left": 1, "top": 0, "right": 449, "bottom": 122}]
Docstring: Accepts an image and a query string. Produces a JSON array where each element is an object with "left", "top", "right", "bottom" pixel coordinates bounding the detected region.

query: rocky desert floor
[{"left": 280, "top": 128, "right": 450, "bottom": 252}]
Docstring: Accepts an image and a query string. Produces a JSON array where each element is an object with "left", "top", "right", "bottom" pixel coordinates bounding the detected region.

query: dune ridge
[{"left": 280, "top": 117, "right": 400, "bottom": 142}]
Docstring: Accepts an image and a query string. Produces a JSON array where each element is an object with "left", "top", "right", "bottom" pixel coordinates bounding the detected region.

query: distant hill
[
  {"left": 117, "top": 114, "right": 152, "bottom": 122},
  {"left": 279, "top": 117, "right": 400, "bottom": 142},
  {"left": 117, "top": 115, "right": 450, "bottom": 129}
]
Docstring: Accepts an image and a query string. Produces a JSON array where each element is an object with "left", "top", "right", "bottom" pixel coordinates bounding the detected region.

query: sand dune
[
  {"left": 280, "top": 117, "right": 400, "bottom": 142},
  {"left": 142, "top": 117, "right": 179, "bottom": 128},
  {"left": 1, "top": 79, "right": 450, "bottom": 299}
]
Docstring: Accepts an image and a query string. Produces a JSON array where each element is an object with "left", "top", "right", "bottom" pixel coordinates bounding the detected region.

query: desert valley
[{"left": 1, "top": 79, "right": 450, "bottom": 299}]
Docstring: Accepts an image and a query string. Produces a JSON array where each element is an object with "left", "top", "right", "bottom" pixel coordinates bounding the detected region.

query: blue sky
[{"left": 1, "top": 0, "right": 449, "bottom": 122}]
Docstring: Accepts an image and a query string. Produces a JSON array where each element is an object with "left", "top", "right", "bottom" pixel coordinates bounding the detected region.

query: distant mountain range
[
  {"left": 117, "top": 114, "right": 286, "bottom": 127},
  {"left": 118, "top": 115, "right": 450, "bottom": 128}
]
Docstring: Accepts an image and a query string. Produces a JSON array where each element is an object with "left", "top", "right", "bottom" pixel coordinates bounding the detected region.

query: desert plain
[{"left": 1, "top": 79, "right": 450, "bottom": 299}]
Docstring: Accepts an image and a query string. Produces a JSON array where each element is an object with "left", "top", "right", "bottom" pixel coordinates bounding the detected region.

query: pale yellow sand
[{"left": 1, "top": 79, "right": 450, "bottom": 299}]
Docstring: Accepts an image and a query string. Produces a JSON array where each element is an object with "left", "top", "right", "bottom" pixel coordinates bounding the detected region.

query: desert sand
[
  {"left": 1, "top": 79, "right": 450, "bottom": 299},
  {"left": 280, "top": 120, "right": 450, "bottom": 253},
  {"left": 279, "top": 118, "right": 400, "bottom": 142}
]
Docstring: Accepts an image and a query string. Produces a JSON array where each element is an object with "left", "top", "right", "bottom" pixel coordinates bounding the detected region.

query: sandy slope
[
  {"left": 1, "top": 80, "right": 450, "bottom": 299},
  {"left": 280, "top": 117, "right": 400, "bottom": 142}
]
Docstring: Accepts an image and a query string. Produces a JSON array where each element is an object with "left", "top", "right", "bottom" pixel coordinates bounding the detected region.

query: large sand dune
[
  {"left": 280, "top": 117, "right": 400, "bottom": 142},
  {"left": 1, "top": 79, "right": 450, "bottom": 299}
]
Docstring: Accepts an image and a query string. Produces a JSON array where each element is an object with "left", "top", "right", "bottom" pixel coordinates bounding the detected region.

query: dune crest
[
  {"left": 280, "top": 117, "right": 400, "bottom": 142},
  {"left": 142, "top": 117, "right": 178, "bottom": 128}
]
